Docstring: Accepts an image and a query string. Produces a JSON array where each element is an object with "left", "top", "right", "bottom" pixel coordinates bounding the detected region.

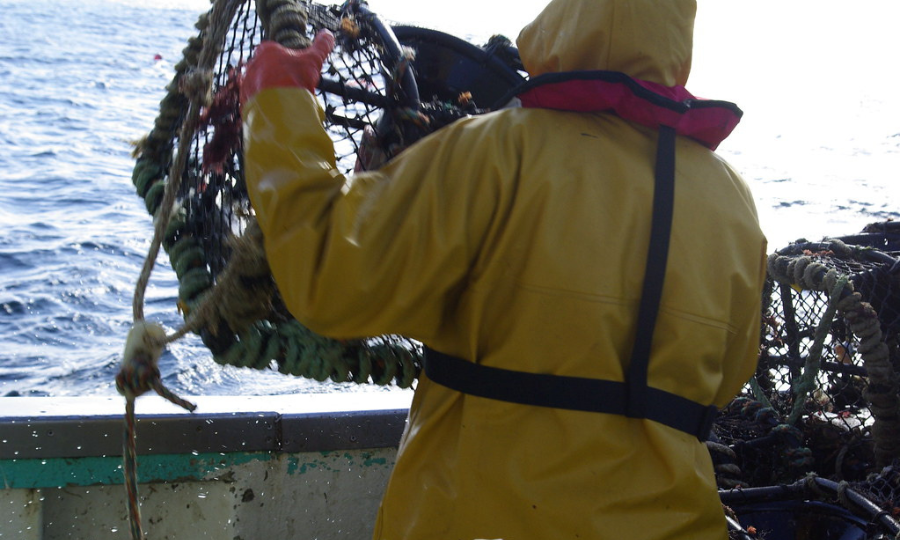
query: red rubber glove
[{"left": 240, "top": 29, "right": 336, "bottom": 106}]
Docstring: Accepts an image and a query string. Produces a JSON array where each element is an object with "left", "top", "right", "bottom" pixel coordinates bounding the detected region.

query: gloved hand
[{"left": 240, "top": 29, "right": 336, "bottom": 106}]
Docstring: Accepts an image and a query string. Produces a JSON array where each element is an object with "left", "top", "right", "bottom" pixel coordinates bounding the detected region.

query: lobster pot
[
  {"left": 131, "top": 0, "right": 523, "bottom": 387},
  {"left": 713, "top": 228, "right": 900, "bottom": 488},
  {"left": 130, "top": 0, "right": 431, "bottom": 386}
]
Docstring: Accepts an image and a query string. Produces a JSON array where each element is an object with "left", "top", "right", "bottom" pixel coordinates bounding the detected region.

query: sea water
[{"left": 0, "top": 0, "right": 897, "bottom": 397}]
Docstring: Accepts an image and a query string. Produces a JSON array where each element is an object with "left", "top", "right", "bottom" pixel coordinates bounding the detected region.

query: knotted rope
[
  {"left": 116, "top": 322, "right": 197, "bottom": 540},
  {"left": 118, "top": 1, "right": 243, "bottom": 538}
]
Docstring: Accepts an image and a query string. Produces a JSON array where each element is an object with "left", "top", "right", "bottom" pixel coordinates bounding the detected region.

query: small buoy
[{"left": 154, "top": 53, "right": 163, "bottom": 61}]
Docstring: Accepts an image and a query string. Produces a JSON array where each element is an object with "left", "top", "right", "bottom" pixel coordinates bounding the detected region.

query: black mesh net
[
  {"left": 715, "top": 231, "right": 900, "bottom": 537},
  {"left": 716, "top": 236, "right": 900, "bottom": 476},
  {"left": 132, "top": 0, "right": 522, "bottom": 387},
  {"left": 180, "top": 0, "right": 421, "bottom": 282},
  {"left": 715, "top": 236, "right": 900, "bottom": 483}
]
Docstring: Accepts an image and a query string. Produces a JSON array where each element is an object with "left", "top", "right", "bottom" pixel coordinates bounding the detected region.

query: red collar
[{"left": 516, "top": 71, "right": 741, "bottom": 150}]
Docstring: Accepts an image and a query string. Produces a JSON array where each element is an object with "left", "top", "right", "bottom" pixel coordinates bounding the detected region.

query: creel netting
[
  {"left": 711, "top": 232, "right": 900, "bottom": 493},
  {"left": 131, "top": 0, "right": 444, "bottom": 388}
]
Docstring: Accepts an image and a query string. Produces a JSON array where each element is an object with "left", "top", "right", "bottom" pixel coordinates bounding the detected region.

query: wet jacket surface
[{"left": 242, "top": 0, "right": 768, "bottom": 538}]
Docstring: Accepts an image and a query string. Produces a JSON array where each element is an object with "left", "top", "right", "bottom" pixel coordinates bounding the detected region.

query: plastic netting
[
  {"left": 715, "top": 227, "right": 900, "bottom": 537},
  {"left": 131, "top": 0, "right": 522, "bottom": 387},
  {"left": 714, "top": 232, "right": 900, "bottom": 482}
]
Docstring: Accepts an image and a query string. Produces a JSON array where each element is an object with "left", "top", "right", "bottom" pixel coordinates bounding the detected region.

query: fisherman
[{"left": 240, "top": 0, "right": 767, "bottom": 538}]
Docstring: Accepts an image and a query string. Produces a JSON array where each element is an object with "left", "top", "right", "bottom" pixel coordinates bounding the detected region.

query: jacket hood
[{"left": 516, "top": 0, "right": 696, "bottom": 87}]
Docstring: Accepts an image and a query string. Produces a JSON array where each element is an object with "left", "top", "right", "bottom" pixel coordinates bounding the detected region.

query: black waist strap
[
  {"left": 423, "top": 347, "right": 717, "bottom": 441},
  {"left": 422, "top": 126, "right": 718, "bottom": 441}
]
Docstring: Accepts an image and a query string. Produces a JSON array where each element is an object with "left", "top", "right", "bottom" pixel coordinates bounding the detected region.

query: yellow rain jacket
[{"left": 243, "top": 0, "right": 767, "bottom": 538}]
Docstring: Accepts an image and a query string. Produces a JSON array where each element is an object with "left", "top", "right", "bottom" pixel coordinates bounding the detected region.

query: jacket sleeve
[{"left": 242, "top": 87, "right": 498, "bottom": 341}]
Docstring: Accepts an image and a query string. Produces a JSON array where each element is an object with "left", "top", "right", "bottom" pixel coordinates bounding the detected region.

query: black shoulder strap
[
  {"left": 423, "top": 126, "right": 718, "bottom": 441},
  {"left": 625, "top": 125, "right": 676, "bottom": 419}
]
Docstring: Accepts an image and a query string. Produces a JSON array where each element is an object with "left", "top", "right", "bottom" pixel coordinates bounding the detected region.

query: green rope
[
  {"left": 788, "top": 274, "right": 849, "bottom": 425},
  {"left": 209, "top": 320, "right": 419, "bottom": 388},
  {"left": 748, "top": 376, "right": 775, "bottom": 411}
]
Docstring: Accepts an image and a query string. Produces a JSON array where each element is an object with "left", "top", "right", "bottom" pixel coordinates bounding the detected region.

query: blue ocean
[{"left": 0, "top": 0, "right": 897, "bottom": 397}]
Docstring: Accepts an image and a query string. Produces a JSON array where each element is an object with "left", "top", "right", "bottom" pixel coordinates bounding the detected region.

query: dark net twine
[
  {"left": 713, "top": 229, "right": 900, "bottom": 528},
  {"left": 129, "top": 0, "right": 477, "bottom": 389}
]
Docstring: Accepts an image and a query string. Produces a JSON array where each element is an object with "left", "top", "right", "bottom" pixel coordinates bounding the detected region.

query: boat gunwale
[{"left": 0, "top": 393, "right": 412, "bottom": 460}]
